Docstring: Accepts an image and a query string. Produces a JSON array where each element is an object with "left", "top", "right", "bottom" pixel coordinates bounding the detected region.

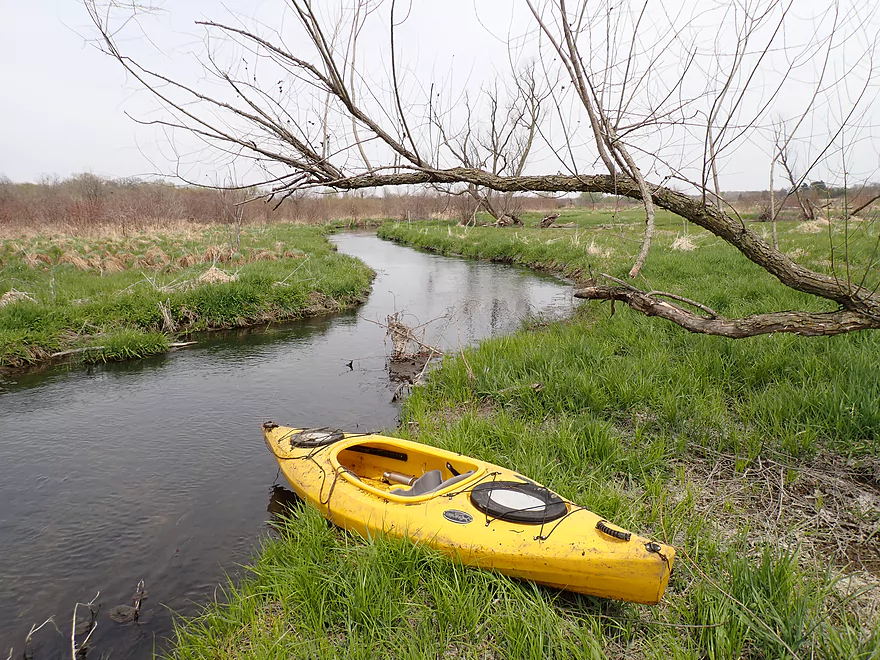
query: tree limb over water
[{"left": 84, "top": 0, "right": 880, "bottom": 337}]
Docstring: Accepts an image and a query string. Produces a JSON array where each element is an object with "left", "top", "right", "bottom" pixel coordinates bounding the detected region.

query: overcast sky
[
  {"left": 2, "top": 1, "right": 878, "bottom": 191},
  {"left": 0, "top": 0, "right": 514, "bottom": 184},
  {"left": 1, "top": 1, "right": 138, "bottom": 181}
]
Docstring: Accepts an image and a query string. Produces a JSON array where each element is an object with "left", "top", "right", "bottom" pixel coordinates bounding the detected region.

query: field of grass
[
  {"left": 0, "top": 224, "right": 374, "bottom": 367},
  {"left": 379, "top": 208, "right": 880, "bottom": 303},
  {"left": 167, "top": 210, "right": 880, "bottom": 659}
]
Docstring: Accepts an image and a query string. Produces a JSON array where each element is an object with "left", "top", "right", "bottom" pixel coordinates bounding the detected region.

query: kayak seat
[
  {"left": 393, "top": 469, "right": 442, "bottom": 496},
  {"left": 393, "top": 469, "right": 476, "bottom": 497}
]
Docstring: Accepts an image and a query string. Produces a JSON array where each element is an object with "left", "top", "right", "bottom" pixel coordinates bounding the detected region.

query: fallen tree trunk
[
  {"left": 574, "top": 285, "right": 880, "bottom": 337},
  {"left": 332, "top": 169, "right": 880, "bottom": 335}
]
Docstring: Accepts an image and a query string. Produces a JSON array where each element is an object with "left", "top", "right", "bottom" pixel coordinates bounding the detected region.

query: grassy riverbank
[
  {"left": 0, "top": 224, "right": 374, "bottom": 367},
  {"left": 378, "top": 209, "right": 880, "bottom": 306},
  {"left": 168, "top": 213, "right": 879, "bottom": 658}
]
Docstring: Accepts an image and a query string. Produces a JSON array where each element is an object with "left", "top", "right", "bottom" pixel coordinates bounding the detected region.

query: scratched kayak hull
[{"left": 262, "top": 423, "right": 674, "bottom": 604}]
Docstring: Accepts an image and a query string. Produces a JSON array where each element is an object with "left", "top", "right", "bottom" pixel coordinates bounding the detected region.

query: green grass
[
  {"left": 167, "top": 210, "right": 880, "bottom": 659},
  {"left": 0, "top": 224, "right": 374, "bottom": 366},
  {"left": 168, "top": 505, "right": 877, "bottom": 659}
]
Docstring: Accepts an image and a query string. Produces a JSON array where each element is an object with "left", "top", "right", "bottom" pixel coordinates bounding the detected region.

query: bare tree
[
  {"left": 84, "top": 0, "right": 880, "bottom": 337},
  {"left": 215, "top": 170, "right": 250, "bottom": 253},
  {"left": 770, "top": 120, "right": 816, "bottom": 224},
  {"left": 434, "top": 61, "right": 551, "bottom": 226},
  {"left": 777, "top": 148, "right": 815, "bottom": 222}
]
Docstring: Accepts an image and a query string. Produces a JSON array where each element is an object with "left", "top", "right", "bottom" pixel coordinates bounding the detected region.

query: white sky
[
  {"left": 2, "top": 1, "right": 879, "bottom": 191},
  {"left": 1, "top": 0, "right": 144, "bottom": 181},
  {"left": 0, "top": 0, "right": 504, "bottom": 183}
]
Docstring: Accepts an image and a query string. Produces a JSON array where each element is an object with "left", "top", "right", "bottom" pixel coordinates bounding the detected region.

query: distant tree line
[{"left": 0, "top": 173, "right": 562, "bottom": 234}]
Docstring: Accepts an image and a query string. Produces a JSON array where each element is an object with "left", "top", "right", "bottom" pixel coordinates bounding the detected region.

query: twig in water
[
  {"left": 71, "top": 591, "right": 100, "bottom": 659},
  {"left": 50, "top": 346, "right": 107, "bottom": 358},
  {"left": 413, "top": 345, "right": 439, "bottom": 384},
  {"left": 24, "top": 616, "right": 61, "bottom": 659},
  {"left": 133, "top": 579, "right": 146, "bottom": 615},
  {"left": 391, "top": 381, "right": 408, "bottom": 402},
  {"left": 26, "top": 616, "right": 58, "bottom": 644}
]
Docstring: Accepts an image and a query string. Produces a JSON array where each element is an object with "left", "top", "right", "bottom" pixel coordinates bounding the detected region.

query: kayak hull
[{"left": 263, "top": 424, "right": 674, "bottom": 604}]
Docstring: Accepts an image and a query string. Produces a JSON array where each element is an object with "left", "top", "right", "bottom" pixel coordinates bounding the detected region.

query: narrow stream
[{"left": 0, "top": 232, "right": 573, "bottom": 659}]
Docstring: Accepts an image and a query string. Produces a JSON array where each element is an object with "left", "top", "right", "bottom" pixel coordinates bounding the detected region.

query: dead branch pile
[
  {"left": 494, "top": 215, "right": 523, "bottom": 228},
  {"left": 540, "top": 212, "right": 561, "bottom": 228},
  {"left": 360, "top": 311, "right": 447, "bottom": 400},
  {"left": 383, "top": 312, "right": 441, "bottom": 360}
]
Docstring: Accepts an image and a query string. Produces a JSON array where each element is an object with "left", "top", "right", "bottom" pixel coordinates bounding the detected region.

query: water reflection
[{"left": 267, "top": 484, "right": 303, "bottom": 521}]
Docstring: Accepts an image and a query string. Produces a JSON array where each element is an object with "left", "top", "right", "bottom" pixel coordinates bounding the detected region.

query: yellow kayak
[{"left": 262, "top": 423, "right": 675, "bottom": 604}]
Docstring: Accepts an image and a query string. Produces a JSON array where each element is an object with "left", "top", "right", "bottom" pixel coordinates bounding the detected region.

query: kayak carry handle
[
  {"left": 383, "top": 471, "right": 416, "bottom": 486},
  {"left": 596, "top": 520, "right": 631, "bottom": 541}
]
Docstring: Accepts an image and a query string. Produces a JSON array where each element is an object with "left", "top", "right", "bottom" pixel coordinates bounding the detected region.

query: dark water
[{"left": 0, "top": 233, "right": 572, "bottom": 659}]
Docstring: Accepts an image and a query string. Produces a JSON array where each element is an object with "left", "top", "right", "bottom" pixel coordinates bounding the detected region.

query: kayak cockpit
[{"left": 332, "top": 440, "right": 483, "bottom": 502}]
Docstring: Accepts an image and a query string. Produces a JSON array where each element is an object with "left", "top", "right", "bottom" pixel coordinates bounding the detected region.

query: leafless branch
[{"left": 83, "top": 0, "right": 880, "bottom": 337}]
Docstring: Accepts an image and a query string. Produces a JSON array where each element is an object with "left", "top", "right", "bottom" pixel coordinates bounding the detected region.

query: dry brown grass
[
  {"left": 59, "top": 251, "right": 90, "bottom": 270},
  {"left": 102, "top": 255, "right": 127, "bottom": 273},
  {"left": 2, "top": 227, "right": 314, "bottom": 279},
  {"left": 0, "top": 289, "right": 37, "bottom": 307},
  {"left": 671, "top": 234, "right": 697, "bottom": 251},
  {"left": 177, "top": 254, "right": 199, "bottom": 268},
  {"left": 796, "top": 218, "right": 831, "bottom": 234},
  {"left": 144, "top": 247, "right": 171, "bottom": 267},
  {"left": 201, "top": 245, "right": 234, "bottom": 263},
  {"left": 197, "top": 265, "right": 237, "bottom": 284},
  {"left": 585, "top": 239, "right": 614, "bottom": 258},
  {"left": 685, "top": 445, "right": 880, "bottom": 576},
  {"left": 249, "top": 249, "right": 278, "bottom": 262},
  {"left": 21, "top": 252, "right": 41, "bottom": 268}
]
